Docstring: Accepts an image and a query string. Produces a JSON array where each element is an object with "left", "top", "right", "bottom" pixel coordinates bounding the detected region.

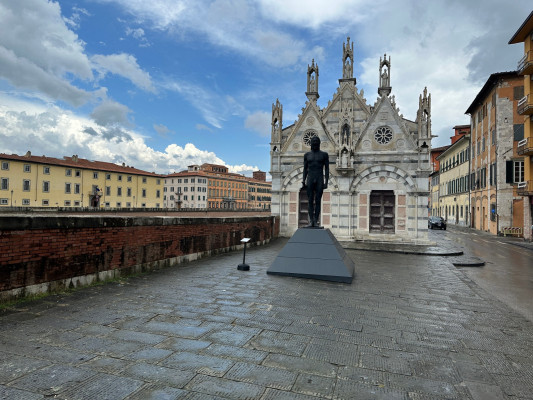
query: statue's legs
[
  {"left": 306, "top": 181, "right": 315, "bottom": 227},
  {"left": 306, "top": 176, "right": 324, "bottom": 227},
  {"left": 313, "top": 180, "right": 324, "bottom": 226}
]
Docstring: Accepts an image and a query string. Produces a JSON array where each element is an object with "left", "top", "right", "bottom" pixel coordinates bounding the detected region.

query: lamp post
[{"left": 237, "top": 238, "right": 251, "bottom": 271}]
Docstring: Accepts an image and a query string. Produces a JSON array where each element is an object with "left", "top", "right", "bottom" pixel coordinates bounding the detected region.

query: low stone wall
[{"left": 0, "top": 215, "right": 279, "bottom": 301}]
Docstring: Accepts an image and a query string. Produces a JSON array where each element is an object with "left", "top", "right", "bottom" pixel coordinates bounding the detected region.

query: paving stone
[
  {"left": 463, "top": 381, "right": 505, "bottom": 400},
  {"left": 203, "top": 329, "right": 257, "bottom": 347},
  {"left": 304, "top": 338, "right": 358, "bottom": 366},
  {"left": 59, "top": 372, "right": 143, "bottom": 400},
  {"left": 126, "top": 347, "right": 174, "bottom": 362},
  {"left": 142, "top": 321, "right": 212, "bottom": 339},
  {"left": 333, "top": 379, "right": 409, "bottom": 400},
  {"left": 0, "top": 353, "right": 51, "bottom": 383},
  {"left": 9, "top": 364, "right": 95, "bottom": 397},
  {"left": 201, "top": 343, "right": 268, "bottom": 363},
  {"left": 126, "top": 384, "right": 188, "bottom": 399},
  {"left": 385, "top": 374, "right": 459, "bottom": 398},
  {"left": 157, "top": 337, "right": 212, "bottom": 352},
  {"left": 80, "top": 356, "right": 132, "bottom": 373},
  {"left": 161, "top": 352, "right": 234, "bottom": 377},
  {"left": 184, "top": 374, "right": 264, "bottom": 399},
  {"left": 0, "top": 384, "right": 44, "bottom": 400},
  {"left": 261, "top": 387, "right": 322, "bottom": 400},
  {"left": 121, "top": 362, "right": 195, "bottom": 388},
  {"left": 224, "top": 362, "right": 297, "bottom": 391},
  {"left": 262, "top": 353, "right": 337, "bottom": 378},
  {"left": 249, "top": 331, "right": 309, "bottom": 356},
  {"left": 68, "top": 336, "right": 143, "bottom": 357},
  {"left": 337, "top": 366, "right": 387, "bottom": 386},
  {"left": 292, "top": 372, "right": 334, "bottom": 398},
  {"left": 108, "top": 329, "right": 167, "bottom": 345},
  {"left": 455, "top": 361, "right": 495, "bottom": 384}
]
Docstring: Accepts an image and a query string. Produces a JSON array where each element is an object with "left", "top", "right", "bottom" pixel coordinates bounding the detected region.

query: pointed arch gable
[
  {"left": 350, "top": 165, "right": 416, "bottom": 192},
  {"left": 281, "top": 166, "right": 339, "bottom": 191}
]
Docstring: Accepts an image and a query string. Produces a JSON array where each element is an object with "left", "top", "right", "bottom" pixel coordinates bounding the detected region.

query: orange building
[
  {"left": 465, "top": 72, "right": 525, "bottom": 234},
  {"left": 201, "top": 164, "right": 248, "bottom": 209}
]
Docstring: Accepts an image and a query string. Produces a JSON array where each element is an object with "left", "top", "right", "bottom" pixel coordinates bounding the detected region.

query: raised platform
[{"left": 267, "top": 228, "right": 354, "bottom": 283}]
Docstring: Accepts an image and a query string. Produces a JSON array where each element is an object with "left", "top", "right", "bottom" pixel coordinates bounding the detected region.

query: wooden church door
[{"left": 369, "top": 190, "right": 395, "bottom": 233}]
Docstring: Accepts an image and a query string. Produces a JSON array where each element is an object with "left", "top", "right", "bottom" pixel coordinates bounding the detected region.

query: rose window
[
  {"left": 303, "top": 130, "right": 318, "bottom": 147},
  {"left": 374, "top": 126, "right": 393, "bottom": 144}
]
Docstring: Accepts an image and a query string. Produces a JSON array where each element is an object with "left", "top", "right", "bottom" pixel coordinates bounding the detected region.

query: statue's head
[{"left": 310, "top": 136, "right": 320, "bottom": 151}]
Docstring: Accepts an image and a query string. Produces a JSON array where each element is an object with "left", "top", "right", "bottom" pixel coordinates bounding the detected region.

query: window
[
  {"left": 64, "top": 200, "right": 71, "bottom": 206},
  {"left": 65, "top": 183, "right": 71, "bottom": 193},
  {"left": 127, "top": 176, "right": 132, "bottom": 182},
  {"left": 74, "top": 183, "right": 80, "bottom": 194},
  {"left": 22, "top": 199, "right": 30, "bottom": 206},
  {"left": 106, "top": 173, "right": 111, "bottom": 180},
  {"left": 491, "top": 128, "right": 496, "bottom": 145},
  {"left": 127, "top": 187, "right": 132, "bottom": 197},
  {"left": 117, "top": 187, "right": 122, "bottom": 196},
  {"left": 156, "top": 179, "right": 161, "bottom": 185},
  {"left": 1, "top": 162, "right": 9, "bottom": 170},
  {"left": 482, "top": 136, "right": 486, "bottom": 152},
  {"left": 142, "top": 177, "right": 147, "bottom": 184},
  {"left": 184, "top": 195, "right": 188, "bottom": 201},
  {"left": 66, "top": 169, "right": 72, "bottom": 176},
  {"left": 490, "top": 203, "right": 496, "bottom": 222},
  {"left": 126, "top": 202, "right": 131, "bottom": 207},
  {"left": 514, "top": 160, "right": 524, "bottom": 183},
  {"left": 141, "top": 203, "right": 146, "bottom": 207},
  {"left": 23, "top": 179, "right": 30, "bottom": 191},
  {"left": 42, "top": 199, "right": 49, "bottom": 206},
  {"left": 93, "top": 172, "right": 98, "bottom": 179},
  {"left": 0, "top": 198, "right": 7, "bottom": 205},
  {"left": 105, "top": 202, "right": 110, "bottom": 207},
  {"left": 43, "top": 166, "right": 50, "bottom": 174},
  {"left": 191, "top": 187, "right": 195, "bottom": 192},
  {"left": 514, "top": 124, "right": 524, "bottom": 141},
  {"left": 24, "top": 164, "right": 31, "bottom": 172},
  {"left": 142, "top": 189, "right": 146, "bottom": 198},
  {"left": 116, "top": 202, "right": 121, "bottom": 208},
  {"left": 514, "top": 85, "right": 524, "bottom": 100},
  {"left": 1, "top": 178, "right": 8, "bottom": 190},
  {"left": 106, "top": 186, "right": 111, "bottom": 196},
  {"left": 191, "top": 178, "right": 195, "bottom": 183},
  {"left": 74, "top": 201, "right": 80, "bottom": 206},
  {"left": 75, "top": 170, "right": 81, "bottom": 177},
  {"left": 43, "top": 181, "right": 50, "bottom": 192},
  {"left": 156, "top": 190, "right": 160, "bottom": 198},
  {"left": 184, "top": 178, "right": 189, "bottom": 184}
]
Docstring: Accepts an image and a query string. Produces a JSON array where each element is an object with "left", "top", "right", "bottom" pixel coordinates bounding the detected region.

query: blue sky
[{"left": 0, "top": 0, "right": 530, "bottom": 176}]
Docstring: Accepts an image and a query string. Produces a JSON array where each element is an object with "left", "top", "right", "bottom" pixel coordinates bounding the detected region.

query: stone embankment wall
[{"left": 0, "top": 215, "right": 279, "bottom": 301}]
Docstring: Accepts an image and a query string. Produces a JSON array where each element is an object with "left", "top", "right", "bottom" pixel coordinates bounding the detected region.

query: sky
[{"left": 0, "top": 0, "right": 531, "bottom": 176}]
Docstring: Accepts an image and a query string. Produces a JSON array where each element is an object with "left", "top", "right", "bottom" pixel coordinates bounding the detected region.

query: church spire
[
  {"left": 306, "top": 59, "right": 319, "bottom": 102},
  {"left": 340, "top": 37, "right": 356, "bottom": 84},
  {"left": 378, "top": 54, "right": 391, "bottom": 96}
]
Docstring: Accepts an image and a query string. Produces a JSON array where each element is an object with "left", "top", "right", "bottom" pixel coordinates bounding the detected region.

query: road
[{"left": 430, "top": 226, "right": 533, "bottom": 322}]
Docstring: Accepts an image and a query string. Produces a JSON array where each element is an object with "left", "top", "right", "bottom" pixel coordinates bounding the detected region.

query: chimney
[{"left": 25, "top": 151, "right": 31, "bottom": 158}]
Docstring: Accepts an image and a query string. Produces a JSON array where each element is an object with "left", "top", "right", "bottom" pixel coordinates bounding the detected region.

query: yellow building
[
  {"left": 0, "top": 152, "right": 163, "bottom": 208},
  {"left": 436, "top": 134, "right": 471, "bottom": 226},
  {"left": 509, "top": 11, "right": 533, "bottom": 240}
]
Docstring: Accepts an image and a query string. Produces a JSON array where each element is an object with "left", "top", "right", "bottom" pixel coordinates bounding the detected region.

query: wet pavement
[{"left": 1, "top": 231, "right": 533, "bottom": 399}]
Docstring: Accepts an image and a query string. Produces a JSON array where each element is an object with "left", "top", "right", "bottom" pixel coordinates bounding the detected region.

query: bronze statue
[{"left": 302, "top": 136, "right": 329, "bottom": 227}]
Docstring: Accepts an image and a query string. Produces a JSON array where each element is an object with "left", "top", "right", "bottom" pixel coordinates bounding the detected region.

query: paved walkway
[{"left": 1, "top": 235, "right": 533, "bottom": 399}]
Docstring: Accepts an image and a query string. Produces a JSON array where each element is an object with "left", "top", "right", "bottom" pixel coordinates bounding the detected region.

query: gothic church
[{"left": 270, "top": 37, "right": 433, "bottom": 242}]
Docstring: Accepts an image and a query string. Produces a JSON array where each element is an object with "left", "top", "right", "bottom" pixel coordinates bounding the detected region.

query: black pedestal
[{"left": 266, "top": 228, "right": 354, "bottom": 284}]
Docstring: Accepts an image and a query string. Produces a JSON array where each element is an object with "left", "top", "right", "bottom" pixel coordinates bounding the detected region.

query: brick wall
[{"left": 0, "top": 215, "right": 279, "bottom": 301}]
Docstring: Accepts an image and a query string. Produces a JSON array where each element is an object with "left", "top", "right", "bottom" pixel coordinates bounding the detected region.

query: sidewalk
[{"left": 1, "top": 238, "right": 533, "bottom": 399}]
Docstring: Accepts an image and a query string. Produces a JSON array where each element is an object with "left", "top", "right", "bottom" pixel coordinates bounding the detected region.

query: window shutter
[
  {"left": 505, "top": 160, "right": 513, "bottom": 183},
  {"left": 513, "top": 124, "right": 524, "bottom": 141}
]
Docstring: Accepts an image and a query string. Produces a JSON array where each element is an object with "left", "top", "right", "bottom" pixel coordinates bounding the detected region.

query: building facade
[
  {"left": 465, "top": 72, "right": 525, "bottom": 235},
  {"left": 0, "top": 152, "right": 163, "bottom": 208},
  {"left": 164, "top": 166, "right": 208, "bottom": 209},
  {"left": 201, "top": 164, "right": 248, "bottom": 210},
  {"left": 270, "top": 38, "right": 433, "bottom": 241},
  {"left": 248, "top": 171, "right": 272, "bottom": 210},
  {"left": 510, "top": 11, "right": 533, "bottom": 241},
  {"left": 437, "top": 134, "right": 471, "bottom": 226}
]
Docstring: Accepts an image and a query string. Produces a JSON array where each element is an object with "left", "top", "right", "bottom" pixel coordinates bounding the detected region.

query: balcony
[
  {"left": 517, "top": 137, "right": 533, "bottom": 156},
  {"left": 517, "top": 50, "right": 533, "bottom": 75},
  {"left": 517, "top": 95, "right": 533, "bottom": 115},
  {"left": 517, "top": 181, "right": 533, "bottom": 196}
]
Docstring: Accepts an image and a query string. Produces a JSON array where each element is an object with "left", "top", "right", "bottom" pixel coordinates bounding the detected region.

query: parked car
[{"left": 428, "top": 216, "right": 446, "bottom": 230}]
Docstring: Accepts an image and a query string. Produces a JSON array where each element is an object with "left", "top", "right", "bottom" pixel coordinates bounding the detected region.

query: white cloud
[
  {"left": 91, "top": 99, "right": 133, "bottom": 127},
  {"left": 91, "top": 53, "right": 156, "bottom": 92},
  {"left": 125, "top": 26, "right": 151, "bottom": 47},
  {"left": 154, "top": 123, "right": 172, "bottom": 136},
  {"left": 0, "top": 95, "right": 257, "bottom": 175},
  {"left": 0, "top": 0, "right": 94, "bottom": 106},
  {"left": 245, "top": 111, "right": 271, "bottom": 137}
]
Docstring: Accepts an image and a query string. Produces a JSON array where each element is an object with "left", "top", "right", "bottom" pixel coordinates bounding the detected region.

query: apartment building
[
  {"left": 465, "top": 72, "right": 525, "bottom": 234},
  {"left": 164, "top": 166, "right": 208, "bottom": 209},
  {"left": 436, "top": 134, "right": 471, "bottom": 226},
  {"left": 509, "top": 11, "right": 533, "bottom": 240},
  {"left": 247, "top": 171, "right": 272, "bottom": 210},
  {"left": 201, "top": 164, "right": 248, "bottom": 210},
  {"left": 0, "top": 152, "right": 163, "bottom": 208}
]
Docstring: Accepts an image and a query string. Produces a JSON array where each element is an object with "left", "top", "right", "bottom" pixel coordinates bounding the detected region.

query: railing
[
  {"left": 517, "top": 94, "right": 533, "bottom": 115},
  {"left": 517, "top": 137, "right": 533, "bottom": 155},
  {"left": 517, "top": 180, "right": 533, "bottom": 196},
  {"left": 517, "top": 50, "right": 533, "bottom": 74}
]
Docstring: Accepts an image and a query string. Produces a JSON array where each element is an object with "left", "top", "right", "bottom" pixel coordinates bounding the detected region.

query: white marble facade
[{"left": 270, "top": 38, "right": 433, "bottom": 242}]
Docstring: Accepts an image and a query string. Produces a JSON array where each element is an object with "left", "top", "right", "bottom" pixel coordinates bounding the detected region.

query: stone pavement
[{"left": 1, "top": 237, "right": 533, "bottom": 399}]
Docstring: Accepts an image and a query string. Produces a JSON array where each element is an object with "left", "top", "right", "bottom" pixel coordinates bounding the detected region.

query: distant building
[
  {"left": 0, "top": 152, "right": 163, "bottom": 208},
  {"left": 436, "top": 134, "right": 471, "bottom": 226},
  {"left": 164, "top": 165, "right": 208, "bottom": 209},
  {"left": 509, "top": 11, "right": 533, "bottom": 240},
  {"left": 248, "top": 171, "right": 272, "bottom": 210},
  {"left": 201, "top": 164, "right": 248, "bottom": 210},
  {"left": 465, "top": 71, "right": 525, "bottom": 234}
]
